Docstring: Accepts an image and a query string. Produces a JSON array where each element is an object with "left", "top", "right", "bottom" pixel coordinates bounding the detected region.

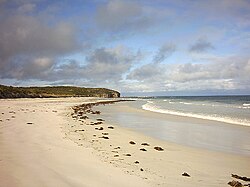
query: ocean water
[
  {"left": 142, "top": 95, "right": 250, "bottom": 127},
  {"left": 96, "top": 96, "right": 250, "bottom": 155}
]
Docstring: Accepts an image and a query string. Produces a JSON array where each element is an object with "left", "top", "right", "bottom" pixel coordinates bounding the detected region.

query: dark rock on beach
[
  {"left": 141, "top": 143, "right": 150, "bottom": 146},
  {"left": 228, "top": 180, "right": 243, "bottom": 187},
  {"left": 154, "top": 146, "right": 164, "bottom": 151},
  {"left": 231, "top": 174, "right": 250, "bottom": 182},
  {"left": 182, "top": 172, "right": 190, "bottom": 177},
  {"left": 129, "top": 141, "right": 136, "bottom": 145}
]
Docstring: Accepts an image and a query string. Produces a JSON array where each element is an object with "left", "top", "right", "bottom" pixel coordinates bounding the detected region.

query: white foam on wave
[
  {"left": 179, "top": 102, "right": 192, "bottom": 105},
  {"left": 243, "top": 103, "right": 250, "bottom": 106},
  {"left": 142, "top": 102, "right": 250, "bottom": 127}
]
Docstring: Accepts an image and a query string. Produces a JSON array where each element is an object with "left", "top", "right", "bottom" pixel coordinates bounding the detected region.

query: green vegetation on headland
[{"left": 0, "top": 85, "right": 120, "bottom": 98}]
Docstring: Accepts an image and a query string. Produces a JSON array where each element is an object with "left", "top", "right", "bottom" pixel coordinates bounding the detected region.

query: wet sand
[
  {"left": 0, "top": 98, "right": 249, "bottom": 187},
  {"left": 95, "top": 101, "right": 250, "bottom": 156}
]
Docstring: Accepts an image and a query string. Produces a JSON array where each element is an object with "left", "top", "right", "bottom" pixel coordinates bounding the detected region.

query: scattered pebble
[
  {"left": 140, "top": 168, "right": 144, "bottom": 171},
  {"left": 26, "top": 122, "right": 33, "bottom": 125},
  {"left": 140, "top": 148, "right": 147, "bottom": 151},
  {"left": 114, "top": 155, "right": 119, "bottom": 157},
  {"left": 134, "top": 161, "right": 140, "bottom": 164},
  {"left": 108, "top": 126, "right": 114, "bottom": 129}
]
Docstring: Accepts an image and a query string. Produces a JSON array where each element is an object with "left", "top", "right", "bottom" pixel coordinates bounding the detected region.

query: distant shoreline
[{"left": 0, "top": 84, "right": 120, "bottom": 99}]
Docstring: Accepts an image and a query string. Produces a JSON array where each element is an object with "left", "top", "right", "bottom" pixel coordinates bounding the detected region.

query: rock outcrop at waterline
[{"left": 0, "top": 84, "right": 120, "bottom": 99}]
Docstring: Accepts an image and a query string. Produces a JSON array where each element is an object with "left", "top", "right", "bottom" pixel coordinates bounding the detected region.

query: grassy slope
[{"left": 0, "top": 85, "right": 120, "bottom": 98}]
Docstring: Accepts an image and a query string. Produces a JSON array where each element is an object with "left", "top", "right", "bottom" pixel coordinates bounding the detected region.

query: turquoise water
[{"left": 95, "top": 96, "right": 250, "bottom": 155}]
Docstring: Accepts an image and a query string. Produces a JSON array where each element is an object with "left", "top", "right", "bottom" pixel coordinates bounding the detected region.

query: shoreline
[
  {"left": 95, "top": 100, "right": 250, "bottom": 156},
  {"left": 0, "top": 98, "right": 249, "bottom": 186}
]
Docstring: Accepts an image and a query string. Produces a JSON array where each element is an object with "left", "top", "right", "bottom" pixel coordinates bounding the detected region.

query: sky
[{"left": 0, "top": 0, "right": 250, "bottom": 96}]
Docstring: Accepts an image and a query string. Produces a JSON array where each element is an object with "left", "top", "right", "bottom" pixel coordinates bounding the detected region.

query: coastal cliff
[{"left": 0, "top": 85, "right": 120, "bottom": 98}]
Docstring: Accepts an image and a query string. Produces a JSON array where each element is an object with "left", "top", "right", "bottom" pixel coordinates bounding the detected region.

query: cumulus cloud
[
  {"left": 55, "top": 46, "right": 137, "bottom": 81},
  {"left": 189, "top": 38, "right": 214, "bottom": 53},
  {"left": 0, "top": 2, "right": 82, "bottom": 81},
  {"left": 126, "top": 55, "right": 250, "bottom": 93},
  {"left": 0, "top": 45, "right": 139, "bottom": 88}
]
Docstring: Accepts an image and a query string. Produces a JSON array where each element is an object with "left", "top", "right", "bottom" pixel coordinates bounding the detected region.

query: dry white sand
[{"left": 0, "top": 98, "right": 249, "bottom": 187}]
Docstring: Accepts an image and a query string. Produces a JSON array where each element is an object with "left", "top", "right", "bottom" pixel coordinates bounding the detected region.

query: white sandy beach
[{"left": 0, "top": 98, "right": 249, "bottom": 187}]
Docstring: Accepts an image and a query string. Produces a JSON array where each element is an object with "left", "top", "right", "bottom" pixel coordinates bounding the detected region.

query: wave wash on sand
[{"left": 0, "top": 98, "right": 249, "bottom": 187}]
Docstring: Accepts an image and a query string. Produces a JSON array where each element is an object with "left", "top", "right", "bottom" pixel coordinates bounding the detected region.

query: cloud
[
  {"left": 95, "top": 0, "right": 163, "bottom": 36},
  {"left": 125, "top": 55, "right": 250, "bottom": 92},
  {"left": 17, "top": 3, "right": 36, "bottom": 13},
  {"left": 96, "top": 0, "right": 142, "bottom": 30},
  {"left": 16, "top": 46, "right": 139, "bottom": 85},
  {"left": 0, "top": 3, "right": 82, "bottom": 81},
  {"left": 127, "top": 63, "right": 163, "bottom": 81},
  {"left": 153, "top": 44, "right": 176, "bottom": 63},
  {"left": 189, "top": 38, "right": 214, "bottom": 53},
  {"left": 56, "top": 46, "right": 138, "bottom": 82}
]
